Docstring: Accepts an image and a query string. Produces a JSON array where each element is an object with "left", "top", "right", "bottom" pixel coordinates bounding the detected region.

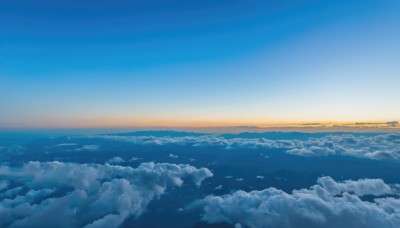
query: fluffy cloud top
[
  {"left": 94, "top": 133, "right": 400, "bottom": 161},
  {"left": 193, "top": 177, "right": 400, "bottom": 228},
  {"left": 317, "top": 176, "right": 394, "bottom": 196},
  {"left": 286, "top": 134, "right": 400, "bottom": 160},
  {"left": 0, "top": 161, "right": 212, "bottom": 228}
]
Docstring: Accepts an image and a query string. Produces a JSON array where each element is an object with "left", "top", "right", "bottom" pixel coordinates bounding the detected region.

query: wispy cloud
[
  {"left": 75, "top": 145, "right": 100, "bottom": 151},
  {"left": 54, "top": 143, "right": 78, "bottom": 147}
]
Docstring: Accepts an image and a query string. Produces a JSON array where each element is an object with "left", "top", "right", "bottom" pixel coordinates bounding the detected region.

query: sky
[{"left": 1, "top": 0, "right": 399, "bottom": 128}]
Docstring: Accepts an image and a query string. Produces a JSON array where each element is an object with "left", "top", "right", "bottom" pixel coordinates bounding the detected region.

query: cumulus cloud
[
  {"left": 92, "top": 133, "right": 400, "bottom": 161},
  {"left": 317, "top": 176, "right": 395, "bottom": 196},
  {"left": 107, "top": 156, "right": 125, "bottom": 164},
  {"left": 286, "top": 133, "right": 400, "bottom": 161},
  {"left": 0, "top": 161, "right": 212, "bottom": 227},
  {"left": 169, "top": 153, "right": 179, "bottom": 159},
  {"left": 0, "top": 180, "right": 9, "bottom": 191},
  {"left": 193, "top": 177, "right": 400, "bottom": 228}
]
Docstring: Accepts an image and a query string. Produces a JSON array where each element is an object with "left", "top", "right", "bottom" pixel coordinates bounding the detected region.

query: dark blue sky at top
[{"left": 2, "top": 0, "right": 392, "bottom": 74}]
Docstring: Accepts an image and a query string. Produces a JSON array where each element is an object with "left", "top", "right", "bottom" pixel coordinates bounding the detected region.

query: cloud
[
  {"left": 54, "top": 143, "right": 78, "bottom": 147},
  {"left": 286, "top": 133, "right": 400, "bottom": 161},
  {"left": 0, "top": 161, "right": 212, "bottom": 228},
  {"left": 76, "top": 145, "right": 100, "bottom": 151},
  {"left": 169, "top": 153, "right": 179, "bottom": 159},
  {"left": 92, "top": 133, "right": 400, "bottom": 161},
  {"left": 0, "top": 180, "right": 9, "bottom": 191},
  {"left": 387, "top": 121, "right": 398, "bottom": 127},
  {"left": 193, "top": 177, "right": 400, "bottom": 228},
  {"left": 317, "top": 176, "right": 394, "bottom": 196},
  {"left": 107, "top": 156, "right": 125, "bottom": 164},
  {"left": 129, "top": 157, "right": 141, "bottom": 162},
  {"left": 215, "top": 185, "right": 223, "bottom": 190}
]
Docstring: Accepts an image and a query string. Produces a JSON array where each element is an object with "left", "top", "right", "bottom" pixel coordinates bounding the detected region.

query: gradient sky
[{"left": 1, "top": 0, "right": 399, "bottom": 128}]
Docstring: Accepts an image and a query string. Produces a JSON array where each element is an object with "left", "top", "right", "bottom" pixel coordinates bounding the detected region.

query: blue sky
[{"left": 1, "top": 0, "right": 399, "bottom": 128}]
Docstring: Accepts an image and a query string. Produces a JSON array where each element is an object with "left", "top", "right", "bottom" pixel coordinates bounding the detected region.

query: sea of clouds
[
  {"left": 1, "top": 132, "right": 400, "bottom": 227},
  {"left": 93, "top": 133, "right": 400, "bottom": 161},
  {"left": 0, "top": 161, "right": 212, "bottom": 227},
  {"left": 193, "top": 176, "right": 400, "bottom": 228}
]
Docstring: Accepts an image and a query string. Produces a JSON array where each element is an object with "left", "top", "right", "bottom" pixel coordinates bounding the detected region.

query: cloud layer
[
  {"left": 194, "top": 176, "right": 400, "bottom": 228},
  {"left": 0, "top": 161, "right": 212, "bottom": 228},
  {"left": 286, "top": 134, "right": 400, "bottom": 160},
  {"left": 93, "top": 133, "right": 400, "bottom": 161}
]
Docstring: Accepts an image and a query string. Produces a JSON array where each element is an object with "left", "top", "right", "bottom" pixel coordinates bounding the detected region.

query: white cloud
[
  {"left": 193, "top": 177, "right": 400, "bottom": 228},
  {"left": 92, "top": 133, "right": 400, "bottom": 161},
  {"left": 215, "top": 185, "right": 223, "bottom": 190},
  {"left": 286, "top": 134, "right": 400, "bottom": 161},
  {"left": 129, "top": 157, "right": 141, "bottom": 162},
  {"left": 169, "top": 153, "right": 179, "bottom": 159},
  {"left": 256, "top": 175, "right": 264, "bottom": 179},
  {"left": 76, "top": 145, "right": 100, "bottom": 151},
  {"left": 54, "top": 143, "right": 78, "bottom": 147},
  {"left": 107, "top": 156, "right": 125, "bottom": 164},
  {"left": 317, "top": 176, "right": 394, "bottom": 196},
  {"left": 0, "top": 161, "right": 212, "bottom": 228}
]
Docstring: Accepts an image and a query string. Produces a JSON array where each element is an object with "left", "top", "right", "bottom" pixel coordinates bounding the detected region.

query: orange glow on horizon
[{"left": 2, "top": 115, "right": 398, "bottom": 130}]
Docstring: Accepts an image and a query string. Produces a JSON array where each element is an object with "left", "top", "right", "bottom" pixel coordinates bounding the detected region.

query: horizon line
[{"left": 1, "top": 122, "right": 399, "bottom": 134}]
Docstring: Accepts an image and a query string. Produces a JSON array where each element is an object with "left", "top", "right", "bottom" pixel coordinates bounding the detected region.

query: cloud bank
[
  {"left": 93, "top": 133, "right": 400, "bottom": 161},
  {"left": 194, "top": 176, "right": 400, "bottom": 228},
  {"left": 286, "top": 134, "right": 400, "bottom": 160},
  {"left": 0, "top": 161, "right": 212, "bottom": 228}
]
